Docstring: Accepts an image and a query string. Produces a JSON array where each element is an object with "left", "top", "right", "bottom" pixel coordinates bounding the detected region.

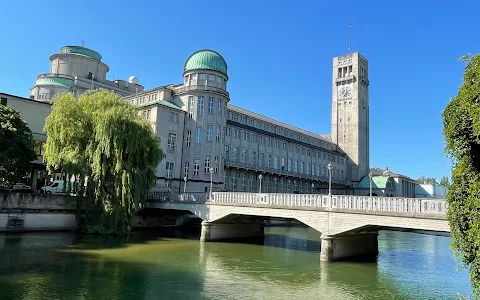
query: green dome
[
  {"left": 184, "top": 49, "right": 228, "bottom": 75},
  {"left": 60, "top": 46, "right": 102, "bottom": 61}
]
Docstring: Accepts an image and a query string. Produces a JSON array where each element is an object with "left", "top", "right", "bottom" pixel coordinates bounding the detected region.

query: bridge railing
[
  {"left": 210, "top": 192, "right": 447, "bottom": 216},
  {"left": 147, "top": 191, "right": 208, "bottom": 203}
]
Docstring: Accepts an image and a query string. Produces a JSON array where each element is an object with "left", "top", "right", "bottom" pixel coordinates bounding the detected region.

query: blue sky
[{"left": 1, "top": 0, "right": 477, "bottom": 181}]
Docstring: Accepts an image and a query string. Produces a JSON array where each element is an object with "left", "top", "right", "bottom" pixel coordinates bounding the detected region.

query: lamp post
[
  {"left": 369, "top": 172, "right": 373, "bottom": 196},
  {"left": 183, "top": 176, "right": 187, "bottom": 193},
  {"left": 311, "top": 182, "right": 315, "bottom": 194},
  {"left": 327, "top": 163, "right": 333, "bottom": 195},
  {"left": 258, "top": 174, "right": 263, "bottom": 193},
  {"left": 209, "top": 167, "right": 214, "bottom": 201}
]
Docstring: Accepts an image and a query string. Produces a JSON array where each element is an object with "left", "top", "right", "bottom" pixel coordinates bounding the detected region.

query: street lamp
[
  {"left": 258, "top": 174, "right": 263, "bottom": 193},
  {"left": 209, "top": 167, "right": 214, "bottom": 200},
  {"left": 327, "top": 163, "right": 333, "bottom": 195},
  {"left": 369, "top": 172, "right": 373, "bottom": 196},
  {"left": 311, "top": 182, "right": 315, "bottom": 194},
  {"left": 183, "top": 176, "right": 187, "bottom": 193}
]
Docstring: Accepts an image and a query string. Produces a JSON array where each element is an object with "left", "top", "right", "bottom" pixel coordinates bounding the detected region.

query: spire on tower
[{"left": 349, "top": 23, "right": 353, "bottom": 53}]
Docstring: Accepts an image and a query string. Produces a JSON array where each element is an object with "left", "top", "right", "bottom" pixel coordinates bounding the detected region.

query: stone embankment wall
[
  {"left": 0, "top": 193, "right": 199, "bottom": 232},
  {"left": 0, "top": 192, "right": 77, "bottom": 232}
]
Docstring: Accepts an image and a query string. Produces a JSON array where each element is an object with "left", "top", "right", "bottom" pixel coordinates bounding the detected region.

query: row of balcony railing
[
  {"left": 175, "top": 85, "right": 229, "bottom": 97},
  {"left": 224, "top": 159, "right": 346, "bottom": 183}
]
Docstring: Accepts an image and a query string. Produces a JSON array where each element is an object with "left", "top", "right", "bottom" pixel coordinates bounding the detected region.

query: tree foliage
[
  {"left": 440, "top": 175, "right": 450, "bottom": 188},
  {"left": 0, "top": 105, "right": 36, "bottom": 185},
  {"left": 417, "top": 176, "right": 437, "bottom": 184},
  {"left": 43, "top": 90, "right": 163, "bottom": 234},
  {"left": 443, "top": 53, "right": 480, "bottom": 296}
]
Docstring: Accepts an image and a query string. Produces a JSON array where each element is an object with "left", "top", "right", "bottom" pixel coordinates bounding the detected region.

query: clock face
[{"left": 338, "top": 84, "right": 352, "bottom": 99}]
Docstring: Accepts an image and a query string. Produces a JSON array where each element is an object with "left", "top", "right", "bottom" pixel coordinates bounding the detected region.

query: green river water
[{"left": 0, "top": 227, "right": 472, "bottom": 299}]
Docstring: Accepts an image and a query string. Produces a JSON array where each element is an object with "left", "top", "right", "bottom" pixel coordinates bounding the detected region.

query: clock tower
[{"left": 331, "top": 52, "right": 370, "bottom": 182}]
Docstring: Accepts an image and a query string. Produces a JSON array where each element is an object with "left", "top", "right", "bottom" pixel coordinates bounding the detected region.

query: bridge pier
[
  {"left": 200, "top": 221, "right": 264, "bottom": 242},
  {"left": 320, "top": 232, "right": 378, "bottom": 261}
]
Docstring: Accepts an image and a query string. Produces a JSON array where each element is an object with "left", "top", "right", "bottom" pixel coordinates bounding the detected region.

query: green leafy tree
[
  {"left": 440, "top": 175, "right": 450, "bottom": 188},
  {"left": 0, "top": 105, "right": 36, "bottom": 186},
  {"left": 443, "top": 53, "right": 480, "bottom": 296},
  {"left": 43, "top": 89, "right": 163, "bottom": 234},
  {"left": 417, "top": 176, "right": 437, "bottom": 184}
]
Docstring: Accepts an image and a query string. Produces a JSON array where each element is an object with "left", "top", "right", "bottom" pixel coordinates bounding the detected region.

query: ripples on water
[{"left": 0, "top": 227, "right": 472, "bottom": 300}]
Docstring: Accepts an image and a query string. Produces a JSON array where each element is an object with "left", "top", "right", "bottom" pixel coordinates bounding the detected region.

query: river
[{"left": 0, "top": 227, "right": 472, "bottom": 299}]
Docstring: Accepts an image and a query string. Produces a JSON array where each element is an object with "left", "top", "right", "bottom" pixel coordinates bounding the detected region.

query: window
[
  {"left": 216, "top": 125, "right": 221, "bottom": 141},
  {"left": 204, "top": 156, "right": 211, "bottom": 173},
  {"left": 307, "top": 149, "right": 311, "bottom": 156},
  {"left": 197, "top": 96, "right": 204, "bottom": 116},
  {"left": 283, "top": 142, "right": 287, "bottom": 150},
  {"left": 281, "top": 157, "right": 285, "bottom": 170},
  {"left": 146, "top": 110, "right": 151, "bottom": 120},
  {"left": 166, "top": 162, "right": 174, "bottom": 178},
  {"left": 300, "top": 162, "right": 304, "bottom": 174},
  {"left": 306, "top": 163, "right": 310, "bottom": 174},
  {"left": 169, "top": 112, "right": 178, "bottom": 123},
  {"left": 208, "top": 74, "right": 215, "bottom": 81},
  {"left": 259, "top": 153, "right": 264, "bottom": 166},
  {"left": 214, "top": 156, "right": 219, "bottom": 172},
  {"left": 274, "top": 156, "right": 278, "bottom": 169},
  {"left": 294, "top": 161, "right": 298, "bottom": 172},
  {"left": 188, "top": 96, "right": 194, "bottom": 118},
  {"left": 231, "top": 172, "right": 237, "bottom": 190},
  {"left": 241, "top": 149, "right": 248, "bottom": 163},
  {"left": 251, "top": 151, "right": 256, "bottom": 165},
  {"left": 217, "top": 99, "right": 222, "bottom": 112},
  {"left": 193, "top": 160, "right": 200, "bottom": 176},
  {"left": 275, "top": 140, "right": 280, "bottom": 148},
  {"left": 184, "top": 162, "right": 189, "bottom": 178},
  {"left": 185, "top": 130, "right": 191, "bottom": 147},
  {"left": 167, "top": 133, "right": 176, "bottom": 152},
  {"left": 288, "top": 159, "right": 292, "bottom": 172},
  {"left": 208, "top": 97, "right": 214, "bottom": 113},
  {"left": 196, "top": 127, "right": 202, "bottom": 143},
  {"left": 296, "top": 146, "right": 300, "bottom": 153},
  {"left": 242, "top": 131, "right": 249, "bottom": 140},
  {"left": 240, "top": 173, "right": 246, "bottom": 191},
  {"left": 233, "top": 147, "right": 239, "bottom": 162},
  {"left": 1, "top": 97, "right": 7, "bottom": 105},
  {"left": 34, "top": 141, "right": 44, "bottom": 156},
  {"left": 312, "top": 164, "right": 315, "bottom": 176},
  {"left": 249, "top": 175, "right": 255, "bottom": 192},
  {"left": 268, "top": 138, "right": 273, "bottom": 147},
  {"left": 233, "top": 129, "right": 239, "bottom": 139},
  {"left": 224, "top": 145, "right": 230, "bottom": 159},
  {"left": 226, "top": 127, "right": 231, "bottom": 136},
  {"left": 199, "top": 74, "right": 206, "bottom": 80},
  {"left": 267, "top": 155, "right": 272, "bottom": 167},
  {"left": 206, "top": 124, "right": 212, "bottom": 141}
]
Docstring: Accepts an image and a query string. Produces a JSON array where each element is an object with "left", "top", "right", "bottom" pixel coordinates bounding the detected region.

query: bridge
[{"left": 148, "top": 192, "right": 449, "bottom": 261}]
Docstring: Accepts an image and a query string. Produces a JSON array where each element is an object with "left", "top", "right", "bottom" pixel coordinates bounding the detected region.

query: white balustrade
[{"left": 209, "top": 192, "right": 447, "bottom": 216}]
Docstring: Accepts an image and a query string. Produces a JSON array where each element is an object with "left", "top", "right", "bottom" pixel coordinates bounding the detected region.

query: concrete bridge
[{"left": 148, "top": 192, "right": 449, "bottom": 261}]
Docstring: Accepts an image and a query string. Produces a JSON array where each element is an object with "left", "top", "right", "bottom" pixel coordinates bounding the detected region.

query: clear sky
[{"left": 1, "top": 0, "right": 477, "bottom": 181}]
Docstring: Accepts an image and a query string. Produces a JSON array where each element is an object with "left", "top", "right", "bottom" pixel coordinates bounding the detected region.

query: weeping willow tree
[
  {"left": 43, "top": 89, "right": 163, "bottom": 234},
  {"left": 443, "top": 53, "right": 480, "bottom": 296}
]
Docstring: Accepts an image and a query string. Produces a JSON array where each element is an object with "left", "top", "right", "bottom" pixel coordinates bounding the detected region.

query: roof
[
  {"left": 184, "top": 49, "right": 228, "bottom": 75},
  {"left": 60, "top": 46, "right": 102, "bottom": 62},
  {"left": 357, "top": 175, "right": 392, "bottom": 189},
  {"left": 35, "top": 77, "right": 73, "bottom": 88},
  {"left": 228, "top": 104, "right": 332, "bottom": 143},
  {"left": 159, "top": 100, "right": 182, "bottom": 110}
]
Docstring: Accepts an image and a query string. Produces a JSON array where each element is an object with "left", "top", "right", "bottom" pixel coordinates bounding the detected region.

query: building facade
[
  {"left": 7, "top": 45, "right": 371, "bottom": 194},
  {"left": 123, "top": 49, "right": 370, "bottom": 193}
]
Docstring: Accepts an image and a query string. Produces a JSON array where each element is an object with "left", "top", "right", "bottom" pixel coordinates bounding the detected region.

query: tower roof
[
  {"left": 184, "top": 49, "right": 227, "bottom": 75},
  {"left": 60, "top": 46, "right": 102, "bottom": 62}
]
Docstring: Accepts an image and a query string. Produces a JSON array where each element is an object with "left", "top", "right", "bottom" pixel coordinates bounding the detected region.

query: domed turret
[
  {"left": 184, "top": 49, "right": 228, "bottom": 75},
  {"left": 128, "top": 76, "right": 139, "bottom": 84}
]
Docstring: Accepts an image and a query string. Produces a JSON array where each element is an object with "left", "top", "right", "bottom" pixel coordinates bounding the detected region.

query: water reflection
[{"left": 0, "top": 228, "right": 472, "bottom": 300}]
